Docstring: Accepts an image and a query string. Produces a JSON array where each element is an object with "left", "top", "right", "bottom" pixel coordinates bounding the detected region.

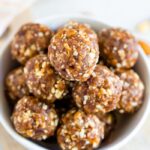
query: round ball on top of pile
[
  {"left": 57, "top": 108, "right": 104, "bottom": 150},
  {"left": 98, "top": 28, "right": 139, "bottom": 69},
  {"left": 24, "top": 54, "right": 68, "bottom": 103},
  {"left": 116, "top": 69, "right": 144, "bottom": 113},
  {"left": 48, "top": 21, "right": 99, "bottom": 82},
  {"left": 11, "top": 23, "right": 53, "bottom": 64},
  {"left": 73, "top": 64, "right": 123, "bottom": 114},
  {"left": 5, "top": 67, "right": 29, "bottom": 103},
  {"left": 11, "top": 96, "right": 59, "bottom": 140}
]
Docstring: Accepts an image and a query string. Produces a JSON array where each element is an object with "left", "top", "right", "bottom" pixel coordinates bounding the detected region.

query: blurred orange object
[{"left": 139, "top": 40, "right": 150, "bottom": 55}]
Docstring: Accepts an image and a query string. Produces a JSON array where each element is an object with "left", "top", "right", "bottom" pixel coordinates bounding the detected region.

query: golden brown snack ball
[
  {"left": 11, "top": 23, "right": 53, "bottom": 64},
  {"left": 11, "top": 96, "right": 59, "bottom": 140},
  {"left": 99, "top": 28, "right": 139, "bottom": 69},
  {"left": 73, "top": 64, "right": 123, "bottom": 114},
  {"left": 5, "top": 67, "right": 29, "bottom": 102},
  {"left": 57, "top": 108, "right": 104, "bottom": 150},
  {"left": 116, "top": 70, "right": 144, "bottom": 113},
  {"left": 24, "top": 54, "right": 68, "bottom": 104},
  {"left": 96, "top": 112, "right": 116, "bottom": 138},
  {"left": 48, "top": 21, "right": 99, "bottom": 82}
]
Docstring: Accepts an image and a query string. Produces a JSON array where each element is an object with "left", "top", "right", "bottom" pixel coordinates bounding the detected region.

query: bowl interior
[{"left": 0, "top": 16, "right": 150, "bottom": 150}]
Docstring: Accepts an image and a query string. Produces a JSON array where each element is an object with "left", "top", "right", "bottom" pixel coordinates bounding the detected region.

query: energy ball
[
  {"left": 73, "top": 64, "right": 123, "bottom": 114},
  {"left": 24, "top": 54, "right": 68, "bottom": 103},
  {"left": 48, "top": 21, "right": 99, "bottom": 82},
  {"left": 11, "top": 23, "right": 53, "bottom": 64},
  {"left": 57, "top": 109, "right": 104, "bottom": 150},
  {"left": 96, "top": 112, "right": 116, "bottom": 138},
  {"left": 5, "top": 67, "right": 29, "bottom": 102},
  {"left": 116, "top": 70, "right": 144, "bottom": 113},
  {"left": 11, "top": 96, "right": 59, "bottom": 140},
  {"left": 99, "top": 28, "right": 139, "bottom": 69}
]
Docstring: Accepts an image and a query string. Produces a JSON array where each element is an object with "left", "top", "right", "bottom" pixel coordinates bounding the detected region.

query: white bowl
[{"left": 0, "top": 15, "right": 150, "bottom": 150}]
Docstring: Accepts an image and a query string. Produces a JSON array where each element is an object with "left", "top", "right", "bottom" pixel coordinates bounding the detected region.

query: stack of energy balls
[{"left": 5, "top": 21, "right": 144, "bottom": 150}]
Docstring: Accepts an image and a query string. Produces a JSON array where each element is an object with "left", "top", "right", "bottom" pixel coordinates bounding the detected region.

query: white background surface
[{"left": 32, "top": 0, "right": 150, "bottom": 29}]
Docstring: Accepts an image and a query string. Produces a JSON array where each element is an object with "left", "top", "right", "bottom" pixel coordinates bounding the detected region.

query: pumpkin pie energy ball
[
  {"left": 11, "top": 23, "right": 53, "bottom": 64},
  {"left": 24, "top": 54, "right": 68, "bottom": 103},
  {"left": 5, "top": 67, "right": 29, "bottom": 102},
  {"left": 57, "top": 109, "right": 104, "bottom": 150},
  {"left": 48, "top": 21, "right": 99, "bottom": 82},
  {"left": 73, "top": 64, "right": 123, "bottom": 114},
  {"left": 117, "top": 70, "right": 144, "bottom": 113},
  {"left": 99, "top": 28, "right": 139, "bottom": 69},
  {"left": 11, "top": 96, "right": 59, "bottom": 140}
]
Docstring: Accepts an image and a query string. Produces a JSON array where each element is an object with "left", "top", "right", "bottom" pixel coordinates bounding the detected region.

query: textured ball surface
[
  {"left": 11, "top": 23, "right": 53, "bottom": 64},
  {"left": 24, "top": 54, "right": 68, "bottom": 103},
  {"left": 99, "top": 28, "right": 139, "bottom": 69},
  {"left": 48, "top": 21, "right": 99, "bottom": 82},
  {"left": 73, "top": 64, "right": 123, "bottom": 114},
  {"left": 11, "top": 96, "right": 59, "bottom": 140},
  {"left": 117, "top": 70, "right": 144, "bottom": 113},
  {"left": 57, "top": 108, "right": 104, "bottom": 150},
  {"left": 5, "top": 67, "right": 29, "bottom": 102}
]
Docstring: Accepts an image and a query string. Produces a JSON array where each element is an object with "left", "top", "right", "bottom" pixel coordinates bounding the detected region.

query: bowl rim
[{"left": 0, "top": 14, "right": 150, "bottom": 150}]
